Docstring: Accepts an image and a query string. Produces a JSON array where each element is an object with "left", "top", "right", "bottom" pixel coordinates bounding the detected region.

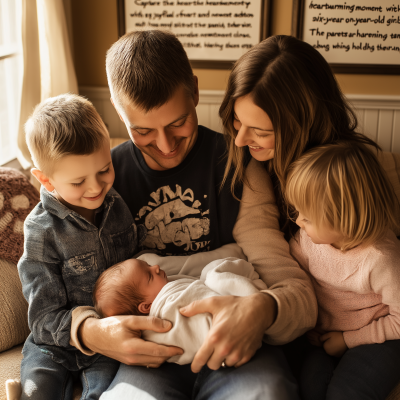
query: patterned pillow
[
  {"left": 0, "top": 167, "right": 39, "bottom": 352},
  {"left": 0, "top": 168, "right": 40, "bottom": 265}
]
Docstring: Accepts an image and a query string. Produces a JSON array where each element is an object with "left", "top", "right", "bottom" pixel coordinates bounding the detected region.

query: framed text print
[
  {"left": 118, "top": 0, "right": 271, "bottom": 68},
  {"left": 292, "top": 0, "right": 400, "bottom": 74}
]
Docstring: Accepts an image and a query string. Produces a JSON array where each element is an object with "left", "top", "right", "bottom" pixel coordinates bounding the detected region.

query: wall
[{"left": 70, "top": 0, "right": 400, "bottom": 94}]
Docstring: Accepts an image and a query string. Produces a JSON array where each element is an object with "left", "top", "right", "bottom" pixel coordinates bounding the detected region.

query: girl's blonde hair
[{"left": 285, "top": 142, "right": 399, "bottom": 251}]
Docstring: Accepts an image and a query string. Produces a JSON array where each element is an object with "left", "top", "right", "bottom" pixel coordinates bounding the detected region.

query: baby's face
[{"left": 125, "top": 259, "right": 168, "bottom": 302}]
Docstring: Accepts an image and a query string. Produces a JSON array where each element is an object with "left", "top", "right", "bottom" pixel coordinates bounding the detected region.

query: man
[{"left": 69, "top": 30, "right": 317, "bottom": 399}]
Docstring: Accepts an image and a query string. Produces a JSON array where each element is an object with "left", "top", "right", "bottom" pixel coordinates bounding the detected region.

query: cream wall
[{"left": 70, "top": 0, "right": 400, "bottom": 95}]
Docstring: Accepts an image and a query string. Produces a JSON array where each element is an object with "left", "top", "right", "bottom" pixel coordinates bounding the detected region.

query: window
[{"left": 0, "top": 0, "right": 22, "bottom": 165}]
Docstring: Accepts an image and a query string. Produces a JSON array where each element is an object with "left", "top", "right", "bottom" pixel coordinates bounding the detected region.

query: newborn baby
[
  {"left": 93, "top": 258, "right": 169, "bottom": 317},
  {"left": 93, "top": 247, "right": 267, "bottom": 364}
]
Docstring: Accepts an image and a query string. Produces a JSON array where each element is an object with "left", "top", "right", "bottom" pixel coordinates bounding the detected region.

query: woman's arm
[
  {"left": 232, "top": 158, "right": 317, "bottom": 344},
  {"left": 180, "top": 158, "right": 317, "bottom": 373}
]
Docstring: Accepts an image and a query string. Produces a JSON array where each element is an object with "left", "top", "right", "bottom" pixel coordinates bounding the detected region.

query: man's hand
[
  {"left": 79, "top": 315, "right": 183, "bottom": 367},
  {"left": 320, "top": 331, "right": 348, "bottom": 357},
  {"left": 180, "top": 292, "right": 277, "bottom": 373}
]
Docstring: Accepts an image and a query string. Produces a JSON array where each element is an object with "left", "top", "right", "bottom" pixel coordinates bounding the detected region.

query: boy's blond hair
[
  {"left": 285, "top": 142, "right": 399, "bottom": 251},
  {"left": 25, "top": 93, "right": 109, "bottom": 176}
]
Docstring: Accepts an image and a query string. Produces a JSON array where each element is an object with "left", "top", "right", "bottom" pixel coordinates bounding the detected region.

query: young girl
[{"left": 286, "top": 141, "right": 400, "bottom": 400}]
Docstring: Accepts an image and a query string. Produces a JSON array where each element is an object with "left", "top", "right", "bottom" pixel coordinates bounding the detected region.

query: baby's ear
[
  {"left": 138, "top": 302, "right": 152, "bottom": 315},
  {"left": 31, "top": 168, "right": 54, "bottom": 192}
]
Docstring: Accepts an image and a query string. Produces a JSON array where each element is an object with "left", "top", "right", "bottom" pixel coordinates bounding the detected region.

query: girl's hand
[
  {"left": 306, "top": 328, "right": 323, "bottom": 347},
  {"left": 320, "top": 331, "right": 348, "bottom": 357},
  {"left": 180, "top": 292, "right": 277, "bottom": 373}
]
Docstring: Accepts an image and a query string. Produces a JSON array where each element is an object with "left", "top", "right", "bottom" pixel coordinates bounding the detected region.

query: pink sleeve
[{"left": 343, "top": 239, "right": 400, "bottom": 348}]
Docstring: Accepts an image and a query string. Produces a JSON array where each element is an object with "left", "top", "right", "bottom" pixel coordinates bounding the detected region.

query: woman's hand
[
  {"left": 321, "top": 331, "right": 348, "bottom": 357},
  {"left": 78, "top": 315, "right": 183, "bottom": 367},
  {"left": 180, "top": 292, "right": 277, "bottom": 373}
]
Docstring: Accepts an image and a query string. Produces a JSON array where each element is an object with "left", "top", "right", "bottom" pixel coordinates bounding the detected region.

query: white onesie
[{"left": 139, "top": 244, "right": 267, "bottom": 365}]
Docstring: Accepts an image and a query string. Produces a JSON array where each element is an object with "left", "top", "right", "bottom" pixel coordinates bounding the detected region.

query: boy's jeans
[
  {"left": 20, "top": 334, "right": 120, "bottom": 400},
  {"left": 100, "top": 343, "right": 300, "bottom": 400}
]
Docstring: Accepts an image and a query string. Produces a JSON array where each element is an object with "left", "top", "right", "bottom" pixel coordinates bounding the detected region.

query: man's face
[{"left": 114, "top": 82, "right": 199, "bottom": 171}]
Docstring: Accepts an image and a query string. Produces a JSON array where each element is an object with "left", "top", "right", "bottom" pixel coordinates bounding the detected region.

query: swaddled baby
[{"left": 93, "top": 251, "right": 267, "bottom": 365}]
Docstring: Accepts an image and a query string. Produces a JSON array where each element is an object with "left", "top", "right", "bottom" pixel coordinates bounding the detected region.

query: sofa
[{"left": 1, "top": 142, "right": 400, "bottom": 400}]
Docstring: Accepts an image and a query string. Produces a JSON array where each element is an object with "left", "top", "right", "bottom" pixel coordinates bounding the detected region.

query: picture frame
[
  {"left": 292, "top": 0, "right": 400, "bottom": 75},
  {"left": 117, "top": 0, "right": 271, "bottom": 69}
]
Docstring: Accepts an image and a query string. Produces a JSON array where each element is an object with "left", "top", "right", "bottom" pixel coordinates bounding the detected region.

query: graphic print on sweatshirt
[{"left": 135, "top": 184, "right": 211, "bottom": 254}]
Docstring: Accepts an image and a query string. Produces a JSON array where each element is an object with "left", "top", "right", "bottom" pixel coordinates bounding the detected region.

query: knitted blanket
[{"left": 0, "top": 168, "right": 39, "bottom": 265}]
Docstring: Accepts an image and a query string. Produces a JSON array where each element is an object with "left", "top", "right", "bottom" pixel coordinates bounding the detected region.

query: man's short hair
[
  {"left": 106, "top": 30, "right": 194, "bottom": 112},
  {"left": 25, "top": 93, "right": 109, "bottom": 176}
]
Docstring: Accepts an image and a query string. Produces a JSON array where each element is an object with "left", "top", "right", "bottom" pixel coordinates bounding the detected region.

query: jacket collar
[{"left": 40, "top": 186, "right": 118, "bottom": 222}]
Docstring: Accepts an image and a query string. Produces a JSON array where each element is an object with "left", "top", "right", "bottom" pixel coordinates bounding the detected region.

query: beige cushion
[
  {"left": 0, "top": 259, "right": 29, "bottom": 353},
  {"left": 0, "top": 345, "right": 23, "bottom": 400}
]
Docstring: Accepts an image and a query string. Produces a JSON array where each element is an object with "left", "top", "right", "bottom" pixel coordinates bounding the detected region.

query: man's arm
[{"left": 70, "top": 307, "right": 183, "bottom": 366}]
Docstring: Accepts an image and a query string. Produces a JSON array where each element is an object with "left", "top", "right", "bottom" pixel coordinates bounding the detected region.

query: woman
[
  {"left": 219, "top": 34, "right": 380, "bottom": 237},
  {"left": 219, "top": 35, "right": 400, "bottom": 399}
]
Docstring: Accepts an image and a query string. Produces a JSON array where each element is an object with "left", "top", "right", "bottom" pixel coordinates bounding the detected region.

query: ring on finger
[{"left": 221, "top": 360, "right": 227, "bottom": 368}]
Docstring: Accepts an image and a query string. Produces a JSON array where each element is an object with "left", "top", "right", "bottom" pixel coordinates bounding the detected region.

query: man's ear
[
  {"left": 31, "top": 168, "right": 54, "bottom": 192},
  {"left": 138, "top": 301, "right": 152, "bottom": 315},
  {"left": 193, "top": 75, "right": 199, "bottom": 107},
  {"left": 110, "top": 97, "right": 125, "bottom": 123}
]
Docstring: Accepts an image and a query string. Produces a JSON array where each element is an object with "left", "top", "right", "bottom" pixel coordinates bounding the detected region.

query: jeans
[
  {"left": 20, "top": 334, "right": 120, "bottom": 400},
  {"left": 100, "top": 343, "right": 299, "bottom": 400},
  {"left": 299, "top": 339, "right": 400, "bottom": 400}
]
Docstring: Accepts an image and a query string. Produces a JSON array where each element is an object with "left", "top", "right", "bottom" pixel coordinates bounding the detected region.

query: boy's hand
[
  {"left": 180, "top": 292, "right": 276, "bottom": 373},
  {"left": 320, "top": 331, "right": 348, "bottom": 357},
  {"left": 79, "top": 315, "right": 183, "bottom": 367}
]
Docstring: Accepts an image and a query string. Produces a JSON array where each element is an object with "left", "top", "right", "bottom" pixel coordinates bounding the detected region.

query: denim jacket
[{"left": 18, "top": 186, "right": 143, "bottom": 369}]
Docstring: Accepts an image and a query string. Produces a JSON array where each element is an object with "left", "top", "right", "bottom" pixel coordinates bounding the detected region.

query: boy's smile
[{"left": 38, "top": 141, "right": 115, "bottom": 216}]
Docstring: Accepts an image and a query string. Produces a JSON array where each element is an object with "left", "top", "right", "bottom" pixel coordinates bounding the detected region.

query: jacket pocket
[
  {"left": 110, "top": 224, "right": 137, "bottom": 264},
  {"left": 62, "top": 252, "right": 97, "bottom": 305}
]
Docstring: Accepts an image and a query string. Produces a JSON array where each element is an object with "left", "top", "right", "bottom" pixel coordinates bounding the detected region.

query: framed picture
[
  {"left": 117, "top": 0, "right": 271, "bottom": 69},
  {"left": 292, "top": 0, "right": 400, "bottom": 74}
]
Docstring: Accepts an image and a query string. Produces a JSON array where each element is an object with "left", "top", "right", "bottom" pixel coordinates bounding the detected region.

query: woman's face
[{"left": 233, "top": 95, "right": 275, "bottom": 162}]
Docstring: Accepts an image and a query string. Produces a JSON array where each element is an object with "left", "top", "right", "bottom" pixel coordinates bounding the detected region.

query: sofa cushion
[
  {"left": 0, "top": 259, "right": 30, "bottom": 353},
  {"left": 0, "top": 345, "right": 23, "bottom": 400}
]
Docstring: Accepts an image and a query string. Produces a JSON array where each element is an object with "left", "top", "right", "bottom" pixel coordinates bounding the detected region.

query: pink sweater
[{"left": 290, "top": 229, "right": 400, "bottom": 348}]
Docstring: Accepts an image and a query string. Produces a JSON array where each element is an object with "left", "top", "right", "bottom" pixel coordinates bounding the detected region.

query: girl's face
[
  {"left": 296, "top": 210, "right": 345, "bottom": 249},
  {"left": 233, "top": 95, "right": 275, "bottom": 162}
]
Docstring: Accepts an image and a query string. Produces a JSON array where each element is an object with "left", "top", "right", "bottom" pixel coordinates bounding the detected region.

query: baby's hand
[{"left": 320, "top": 331, "right": 348, "bottom": 357}]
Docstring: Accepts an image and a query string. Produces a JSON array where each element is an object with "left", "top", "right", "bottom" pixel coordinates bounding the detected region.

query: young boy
[{"left": 17, "top": 94, "right": 142, "bottom": 400}]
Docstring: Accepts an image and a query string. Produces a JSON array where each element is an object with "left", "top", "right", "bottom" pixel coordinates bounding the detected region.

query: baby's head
[
  {"left": 93, "top": 258, "right": 169, "bottom": 317},
  {"left": 25, "top": 93, "right": 114, "bottom": 210},
  {"left": 286, "top": 142, "right": 399, "bottom": 251}
]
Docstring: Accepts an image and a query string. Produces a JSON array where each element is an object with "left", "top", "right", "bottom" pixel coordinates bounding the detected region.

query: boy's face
[
  {"left": 113, "top": 82, "right": 199, "bottom": 171},
  {"left": 45, "top": 141, "right": 115, "bottom": 211},
  {"left": 127, "top": 259, "right": 169, "bottom": 303}
]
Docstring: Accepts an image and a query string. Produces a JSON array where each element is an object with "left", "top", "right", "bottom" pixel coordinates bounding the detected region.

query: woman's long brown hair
[{"left": 219, "top": 35, "right": 379, "bottom": 236}]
